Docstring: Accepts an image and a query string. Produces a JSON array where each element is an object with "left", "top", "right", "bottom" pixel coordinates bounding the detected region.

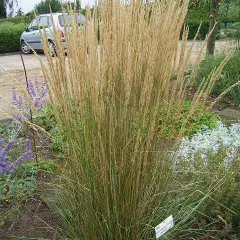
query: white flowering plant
[
  {"left": 176, "top": 121, "right": 240, "bottom": 165},
  {"left": 175, "top": 121, "right": 240, "bottom": 237}
]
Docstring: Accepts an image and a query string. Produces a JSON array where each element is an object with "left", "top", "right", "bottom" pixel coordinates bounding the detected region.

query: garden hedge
[
  {"left": 0, "top": 13, "right": 33, "bottom": 24},
  {"left": 184, "top": 20, "right": 210, "bottom": 40},
  {"left": 0, "top": 14, "right": 33, "bottom": 54},
  {"left": 195, "top": 50, "right": 240, "bottom": 105},
  {"left": 0, "top": 23, "right": 27, "bottom": 54}
]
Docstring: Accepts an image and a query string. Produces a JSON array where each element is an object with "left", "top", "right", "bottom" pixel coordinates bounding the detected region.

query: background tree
[
  {"left": 190, "top": 0, "right": 238, "bottom": 55},
  {"left": 0, "top": 0, "right": 7, "bottom": 18},
  {"left": 206, "top": 0, "right": 221, "bottom": 55},
  {"left": 16, "top": 7, "right": 23, "bottom": 16},
  {"left": 207, "top": 0, "right": 240, "bottom": 54},
  {"left": 220, "top": 0, "right": 240, "bottom": 22},
  {"left": 34, "top": 0, "right": 61, "bottom": 14},
  {"left": 76, "top": 0, "right": 81, "bottom": 10},
  {"left": 34, "top": 0, "right": 79, "bottom": 14},
  {"left": 0, "top": 0, "right": 18, "bottom": 18},
  {"left": 6, "top": 0, "right": 18, "bottom": 17}
]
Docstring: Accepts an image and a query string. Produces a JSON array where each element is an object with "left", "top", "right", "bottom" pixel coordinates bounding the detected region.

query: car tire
[
  {"left": 48, "top": 40, "right": 57, "bottom": 57},
  {"left": 20, "top": 41, "right": 32, "bottom": 54}
]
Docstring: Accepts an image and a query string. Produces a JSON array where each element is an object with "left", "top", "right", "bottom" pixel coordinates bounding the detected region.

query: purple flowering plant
[
  {"left": 12, "top": 79, "right": 48, "bottom": 122},
  {"left": 0, "top": 138, "right": 32, "bottom": 174}
]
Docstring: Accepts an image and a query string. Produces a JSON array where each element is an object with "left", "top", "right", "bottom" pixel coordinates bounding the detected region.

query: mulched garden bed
[{"left": 0, "top": 120, "right": 62, "bottom": 239}]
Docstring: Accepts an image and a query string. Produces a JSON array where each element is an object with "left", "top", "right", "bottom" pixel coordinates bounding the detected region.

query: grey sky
[{"left": 19, "top": 0, "right": 95, "bottom": 14}]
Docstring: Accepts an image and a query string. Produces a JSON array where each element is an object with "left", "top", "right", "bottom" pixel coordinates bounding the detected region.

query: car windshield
[{"left": 58, "top": 14, "right": 85, "bottom": 27}]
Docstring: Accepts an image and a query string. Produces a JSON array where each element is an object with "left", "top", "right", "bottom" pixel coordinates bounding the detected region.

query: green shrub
[
  {"left": 0, "top": 22, "right": 27, "bottom": 54},
  {"left": 0, "top": 15, "right": 32, "bottom": 25},
  {"left": 221, "top": 28, "right": 236, "bottom": 38},
  {"left": 0, "top": 15, "right": 33, "bottom": 54},
  {"left": 196, "top": 54, "right": 226, "bottom": 95},
  {"left": 224, "top": 29, "right": 240, "bottom": 40},
  {"left": 230, "top": 22, "right": 240, "bottom": 49},
  {"left": 183, "top": 20, "right": 221, "bottom": 40},
  {"left": 25, "top": 11, "right": 35, "bottom": 21},
  {"left": 163, "top": 101, "right": 218, "bottom": 138},
  {"left": 187, "top": 4, "right": 209, "bottom": 21},
  {"left": 232, "top": 22, "right": 240, "bottom": 29},
  {"left": 184, "top": 20, "right": 210, "bottom": 40},
  {"left": 195, "top": 51, "right": 240, "bottom": 105}
]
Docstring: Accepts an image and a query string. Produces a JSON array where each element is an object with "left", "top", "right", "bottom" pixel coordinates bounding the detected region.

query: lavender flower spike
[
  {"left": 28, "top": 80, "right": 36, "bottom": 97},
  {"left": 0, "top": 140, "right": 15, "bottom": 159},
  {"left": 12, "top": 79, "right": 48, "bottom": 122},
  {"left": 12, "top": 88, "right": 17, "bottom": 103},
  {"left": 25, "top": 139, "right": 31, "bottom": 153},
  {"left": 0, "top": 138, "right": 32, "bottom": 174}
]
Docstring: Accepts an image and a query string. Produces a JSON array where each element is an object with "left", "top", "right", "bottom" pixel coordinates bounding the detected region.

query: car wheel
[
  {"left": 48, "top": 41, "right": 56, "bottom": 57},
  {"left": 21, "top": 41, "right": 32, "bottom": 54}
]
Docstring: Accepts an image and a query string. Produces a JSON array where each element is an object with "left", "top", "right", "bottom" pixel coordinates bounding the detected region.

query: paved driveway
[
  {"left": 0, "top": 54, "right": 47, "bottom": 120},
  {"left": 0, "top": 40, "right": 236, "bottom": 121},
  {"left": 0, "top": 53, "right": 47, "bottom": 72}
]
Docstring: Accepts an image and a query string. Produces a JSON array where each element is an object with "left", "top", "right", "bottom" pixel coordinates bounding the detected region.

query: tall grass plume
[{"left": 34, "top": 0, "right": 232, "bottom": 239}]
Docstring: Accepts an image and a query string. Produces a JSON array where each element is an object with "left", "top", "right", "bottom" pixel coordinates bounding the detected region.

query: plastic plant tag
[{"left": 155, "top": 215, "right": 174, "bottom": 239}]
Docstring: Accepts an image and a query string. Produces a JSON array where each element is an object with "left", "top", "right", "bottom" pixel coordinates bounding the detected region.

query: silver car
[{"left": 20, "top": 13, "right": 85, "bottom": 54}]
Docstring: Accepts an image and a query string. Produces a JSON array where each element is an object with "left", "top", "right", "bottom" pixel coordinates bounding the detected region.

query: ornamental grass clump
[{"left": 34, "top": 0, "right": 232, "bottom": 238}]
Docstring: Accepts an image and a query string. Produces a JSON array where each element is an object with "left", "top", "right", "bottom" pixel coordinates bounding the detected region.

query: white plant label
[{"left": 155, "top": 215, "right": 174, "bottom": 239}]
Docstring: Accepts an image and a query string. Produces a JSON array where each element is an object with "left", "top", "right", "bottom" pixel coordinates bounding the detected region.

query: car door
[
  {"left": 24, "top": 18, "right": 40, "bottom": 49},
  {"left": 37, "top": 16, "right": 52, "bottom": 49},
  {"left": 24, "top": 16, "right": 52, "bottom": 50}
]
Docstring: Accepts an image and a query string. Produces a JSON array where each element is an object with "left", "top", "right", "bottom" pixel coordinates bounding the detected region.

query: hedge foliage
[
  {"left": 195, "top": 51, "right": 240, "bottom": 105},
  {"left": 0, "top": 22, "right": 27, "bottom": 54},
  {"left": 0, "top": 13, "right": 34, "bottom": 24},
  {"left": 187, "top": 7, "right": 209, "bottom": 21},
  {"left": 0, "top": 14, "right": 34, "bottom": 54},
  {"left": 184, "top": 20, "right": 210, "bottom": 40}
]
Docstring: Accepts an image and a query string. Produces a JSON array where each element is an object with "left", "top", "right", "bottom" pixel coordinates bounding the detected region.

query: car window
[
  {"left": 39, "top": 16, "right": 49, "bottom": 28},
  {"left": 58, "top": 14, "right": 85, "bottom": 27},
  {"left": 28, "top": 18, "right": 38, "bottom": 31},
  {"left": 48, "top": 17, "right": 53, "bottom": 27}
]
